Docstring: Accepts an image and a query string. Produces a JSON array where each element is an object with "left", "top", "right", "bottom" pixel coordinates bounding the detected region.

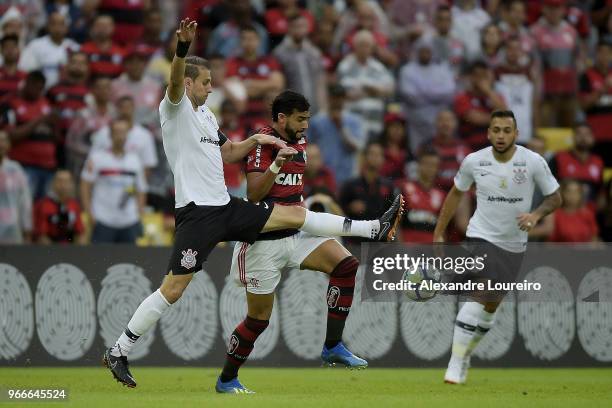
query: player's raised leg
[
  {"left": 299, "top": 239, "right": 367, "bottom": 369},
  {"left": 216, "top": 291, "right": 273, "bottom": 394},
  {"left": 261, "top": 194, "right": 404, "bottom": 242}
]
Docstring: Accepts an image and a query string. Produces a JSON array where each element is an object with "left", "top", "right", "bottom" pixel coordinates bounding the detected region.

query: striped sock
[
  {"left": 220, "top": 316, "right": 269, "bottom": 382},
  {"left": 325, "top": 256, "right": 359, "bottom": 349}
]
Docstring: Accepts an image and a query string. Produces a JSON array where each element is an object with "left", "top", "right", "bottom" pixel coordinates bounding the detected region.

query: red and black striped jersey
[
  {"left": 80, "top": 42, "right": 125, "bottom": 78},
  {"left": 246, "top": 125, "right": 307, "bottom": 241},
  {"left": 246, "top": 125, "right": 307, "bottom": 206},
  {"left": 0, "top": 67, "right": 26, "bottom": 100},
  {"left": 47, "top": 80, "right": 89, "bottom": 136}
]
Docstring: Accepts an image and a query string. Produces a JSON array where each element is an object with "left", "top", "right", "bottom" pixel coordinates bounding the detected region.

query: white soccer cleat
[{"left": 444, "top": 355, "right": 470, "bottom": 384}]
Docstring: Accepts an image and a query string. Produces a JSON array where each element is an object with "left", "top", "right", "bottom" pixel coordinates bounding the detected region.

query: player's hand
[
  {"left": 517, "top": 212, "right": 539, "bottom": 232},
  {"left": 176, "top": 18, "right": 197, "bottom": 43},
  {"left": 252, "top": 133, "right": 288, "bottom": 149},
  {"left": 274, "top": 147, "right": 297, "bottom": 166}
]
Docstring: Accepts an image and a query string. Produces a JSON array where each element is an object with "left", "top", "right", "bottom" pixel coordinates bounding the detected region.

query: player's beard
[
  {"left": 493, "top": 142, "right": 514, "bottom": 154},
  {"left": 284, "top": 124, "right": 302, "bottom": 143}
]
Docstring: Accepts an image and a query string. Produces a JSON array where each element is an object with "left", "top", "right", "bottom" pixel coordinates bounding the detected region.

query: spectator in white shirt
[
  {"left": 451, "top": 0, "right": 491, "bottom": 62},
  {"left": 18, "top": 12, "right": 79, "bottom": 88},
  {"left": 91, "top": 95, "right": 158, "bottom": 180},
  {"left": 399, "top": 36, "right": 456, "bottom": 153},
  {"left": 337, "top": 29, "right": 395, "bottom": 138},
  {"left": 80, "top": 119, "right": 146, "bottom": 244}
]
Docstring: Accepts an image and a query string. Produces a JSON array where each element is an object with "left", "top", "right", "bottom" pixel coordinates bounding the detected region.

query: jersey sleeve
[
  {"left": 159, "top": 87, "right": 188, "bottom": 123},
  {"left": 246, "top": 143, "right": 275, "bottom": 173},
  {"left": 532, "top": 153, "right": 560, "bottom": 196},
  {"left": 454, "top": 154, "right": 475, "bottom": 191}
]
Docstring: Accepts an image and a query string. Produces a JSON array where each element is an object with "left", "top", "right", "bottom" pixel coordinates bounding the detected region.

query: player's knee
[
  {"left": 280, "top": 205, "right": 306, "bottom": 228},
  {"left": 160, "top": 281, "right": 188, "bottom": 304},
  {"left": 331, "top": 256, "right": 359, "bottom": 278},
  {"left": 483, "top": 301, "right": 500, "bottom": 313}
]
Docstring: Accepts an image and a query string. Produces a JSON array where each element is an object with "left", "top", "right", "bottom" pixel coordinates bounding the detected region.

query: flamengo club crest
[
  {"left": 180, "top": 249, "right": 198, "bottom": 269},
  {"left": 513, "top": 168, "right": 527, "bottom": 184},
  {"left": 228, "top": 334, "right": 239, "bottom": 354},
  {"left": 327, "top": 286, "right": 340, "bottom": 308}
]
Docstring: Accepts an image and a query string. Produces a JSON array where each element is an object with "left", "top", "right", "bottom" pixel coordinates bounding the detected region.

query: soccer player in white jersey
[
  {"left": 102, "top": 18, "right": 404, "bottom": 388},
  {"left": 433, "top": 110, "right": 562, "bottom": 384}
]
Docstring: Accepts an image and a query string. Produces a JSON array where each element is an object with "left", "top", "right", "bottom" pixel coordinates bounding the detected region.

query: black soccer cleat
[
  {"left": 103, "top": 348, "right": 137, "bottom": 388},
  {"left": 374, "top": 194, "right": 404, "bottom": 242}
]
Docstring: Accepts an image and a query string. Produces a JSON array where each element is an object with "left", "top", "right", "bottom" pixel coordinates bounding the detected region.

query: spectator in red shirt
[
  {"left": 499, "top": 0, "right": 536, "bottom": 58},
  {"left": 339, "top": 141, "right": 397, "bottom": 243},
  {"left": 454, "top": 60, "right": 507, "bottom": 151},
  {"left": 1, "top": 70, "right": 58, "bottom": 200},
  {"left": 97, "top": 0, "right": 146, "bottom": 46},
  {"left": 80, "top": 14, "right": 124, "bottom": 78},
  {"left": 397, "top": 147, "right": 446, "bottom": 243},
  {"left": 379, "top": 112, "right": 409, "bottom": 180},
  {"left": 530, "top": 0, "right": 579, "bottom": 127},
  {"left": 219, "top": 100, "right": 248, "bottom": 197},
  {"left": 430, "top": 110, "right": 471, "bottom": 191},
  {"left": 544, "top": 179, "right": 599, "bottom": 242},
  {"left": 303, "top": 143, "right": 337, "bottom": 198},
  {"left": 225, "top": 25, "right": 285, "bottom": 130},
  {"left": 579, "top": 40, "right": 612, "bottom": 143},
  {"left": 34, "top": 169, "right": 85, "bottom": 244},
  {"left": 549, "top": 123, "right": 604, "bottom": 209},
  {"left": 311, "top": 19, "right": 338, "bottom": 79},
  {"left": 47, "top": 50, "right": 90, "bottom": 168},
  {"left": 137, "top": 8, "right": 164, "bottom": 58},
  {"left": 0, "top": 34, "right": 26, "bottom": 100},
  {"left": 265, "top": 0, "right": 315, "bottom": 49}
]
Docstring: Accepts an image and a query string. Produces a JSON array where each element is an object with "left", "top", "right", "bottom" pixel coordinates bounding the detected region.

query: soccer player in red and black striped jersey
[{"left": 216, "top": 90, "right": 367, "bottom": 394}]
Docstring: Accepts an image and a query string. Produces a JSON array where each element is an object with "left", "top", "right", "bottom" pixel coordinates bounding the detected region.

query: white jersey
[
  {"left": 91, "top": 124, "right": 158, "bottom": 169},
  {"left": 454, "top": 145, "right": 559, "bottom": 252},
  {"left": 159, "top": 89, "right": 229, "bottom": 208},
  {"left": 81, "top": 150, "right": 147, "bottom": 228}
]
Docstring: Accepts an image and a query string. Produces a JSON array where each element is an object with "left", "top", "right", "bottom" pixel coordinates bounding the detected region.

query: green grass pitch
[{"left": 1, "top": 367, "right": 610, "bottom": 408}]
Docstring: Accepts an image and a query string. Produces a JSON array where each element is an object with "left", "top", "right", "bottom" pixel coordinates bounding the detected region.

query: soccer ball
[{"left": 402, "top": 263, "right": 441, "bottom": 302}]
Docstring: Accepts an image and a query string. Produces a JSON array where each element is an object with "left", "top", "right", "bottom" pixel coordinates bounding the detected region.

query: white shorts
[{"left": 230, "top": 232, "right": 335, "bottom": 294}]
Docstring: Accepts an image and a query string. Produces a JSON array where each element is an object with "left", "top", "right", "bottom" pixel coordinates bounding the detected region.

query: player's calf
[{"left": 219, "top": 316, "right": 269, "bottom": 385}]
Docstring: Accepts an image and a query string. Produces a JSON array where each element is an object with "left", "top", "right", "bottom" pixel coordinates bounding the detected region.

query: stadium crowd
[{"left": 0, "top": 0, "right": 611, "bottom": 245}]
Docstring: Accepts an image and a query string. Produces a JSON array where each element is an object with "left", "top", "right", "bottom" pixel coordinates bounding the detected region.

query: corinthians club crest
[
  {"left": 513, "top": 168, "right": 527, "bottom": 184},
  {"left": 180, "top": 249, "right": 198, "bottom": 269}
]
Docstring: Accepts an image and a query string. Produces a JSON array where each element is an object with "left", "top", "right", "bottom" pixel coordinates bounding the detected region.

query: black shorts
[
  {"left": 167, "top": 196, "right": 274, "bottom": 275},
  {"left": 452, "top": 237, "right": 525, "bottom": 287}
]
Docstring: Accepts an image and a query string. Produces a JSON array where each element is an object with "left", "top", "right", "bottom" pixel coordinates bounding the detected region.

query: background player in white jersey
[
  {"left": 216, "top": 91, "right": 366, "bottom": 394},
  {"left": 103, "top": 19, "right": 404, "bottom": 389},
  {"left": 433, "top": 110, "right": 561, "bottom": 384}
]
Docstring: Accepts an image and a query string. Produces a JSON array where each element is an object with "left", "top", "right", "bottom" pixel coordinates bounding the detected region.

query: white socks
[
  {"left": 110, "top": 289, "right": 171, "bottom": 357},
  {"left": 300, "top": 210, "right": 380, "bottom": 238},
  {"left": 451, "top": 302, "right": 496, "bottom": 359}
]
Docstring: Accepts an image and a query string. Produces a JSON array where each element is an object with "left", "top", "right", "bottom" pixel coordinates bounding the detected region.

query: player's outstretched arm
[
  {"left": 220, "top": 133, "right": 287, "bottom": 164},
  {"left": 168, "top": 18, "right": 197, "bottom": 104},
  {"left": 433, "top": 186, "right": 465, "bottom": 242},
  {"left": 246, "top": 147, "right": 297, "bottom": 202}
]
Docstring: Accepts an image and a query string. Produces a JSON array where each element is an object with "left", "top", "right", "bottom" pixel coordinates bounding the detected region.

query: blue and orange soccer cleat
[
  {"left": 215, "top": 376, "right": 255, "bottom": 394},
  {"left": 321, "top": 342, "right": 368, "bottom": 369}
]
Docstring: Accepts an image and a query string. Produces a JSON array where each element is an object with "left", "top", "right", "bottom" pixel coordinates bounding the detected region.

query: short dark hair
[
  {"left": 436, "top": 4, "right": 451, "bottom": 14},
  {"left": 117, "top": 95, "right": 134, "bottom": 104},
  {"left": 490, "top": 110, "right": 517, "bottom": 128},
  {"left": 271, "top": 90, "right": 310, "bottom": 122},
  {"left": 240, "top": 24, "right": 259, "bottom": 36},
  {"left": 184, "top": 56, "right": 210, "bottom": 80},
  {"left": 0, "top": 34, "right": 19, "bottom": 47},
  {"left": 26, "top": 70, "right": 46, "bottom": 85},
  {"left": 417, "top": 145, "right": 439, "bottom": 161},
  {"left": 468, "top": 60, "right": 490, "bottom": 74}
]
